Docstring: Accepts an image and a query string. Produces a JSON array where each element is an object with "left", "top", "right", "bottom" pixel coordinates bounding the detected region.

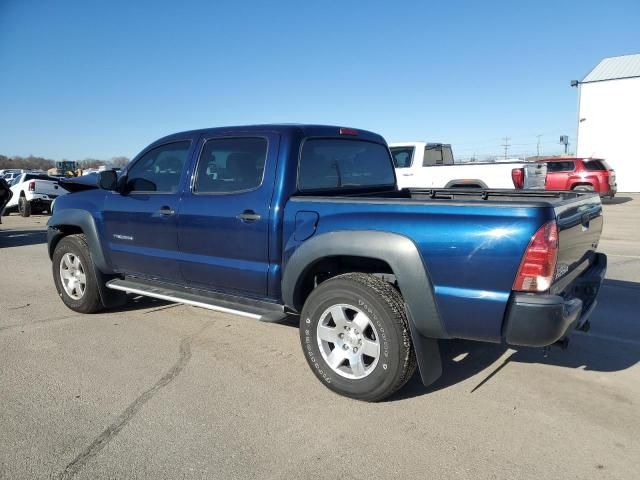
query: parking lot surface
[{"left": 1, "top": 196, "right": 639, "bottom": 480}]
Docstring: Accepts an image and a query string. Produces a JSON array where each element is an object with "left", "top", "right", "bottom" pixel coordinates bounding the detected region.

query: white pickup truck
[
  {"left": 3, "top": 173, "right": 67, "bottom": 217},
  {"left": 389, "top": 142, "right": 547, "bottom": 190}
]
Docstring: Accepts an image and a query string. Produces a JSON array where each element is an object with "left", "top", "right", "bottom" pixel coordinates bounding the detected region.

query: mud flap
[
  {"left": 92, "top": 265, "right": 127, "bottom": 309},
  {"left": 407, "top": 316, "right": 443, "bottom": 386}
]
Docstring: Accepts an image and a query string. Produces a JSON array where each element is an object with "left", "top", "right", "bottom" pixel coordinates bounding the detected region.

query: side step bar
[{"left": 106, "top": 277, "right": 288, "bottom": 322}]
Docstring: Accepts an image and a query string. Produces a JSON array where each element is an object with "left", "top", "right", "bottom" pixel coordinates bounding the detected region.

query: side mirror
[{"left": 98, "top": 170, "right": 118, "bottom": 191}]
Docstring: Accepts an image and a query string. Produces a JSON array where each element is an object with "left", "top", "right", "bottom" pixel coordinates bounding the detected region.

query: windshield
[{"left": 298, "top": 139, "right": 395, "bottom": 191}]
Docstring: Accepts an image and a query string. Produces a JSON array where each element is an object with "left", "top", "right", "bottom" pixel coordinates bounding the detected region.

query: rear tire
[
  {"left": 573, "top": 185, "right": 594, "bottom": 192},
  {"left": 18, "top": 196, "right": 31, "bottom": 217},
  {"left": 300, "top": 273, "right": 416, "bottom": 401},
  {"left": 52, "top": 234, "right": 104, "bottom": 313}
]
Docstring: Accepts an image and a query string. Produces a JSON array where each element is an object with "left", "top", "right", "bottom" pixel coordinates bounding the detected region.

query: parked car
[
  {"left": 1, "top": 170, "right": 26, "bottom": 184},
  {"left": 0, "top": 177, "right": 12, "bottom": 224},
  {"left": 46, "top": 125, "right": 606, "bottom": 401},
  {"left": 3, "top": 173, "right": 67, "bottom": 217},
  {"left": 389, "top": 142, "right": 547, "bottom": 190},
  {"left": 540, "top": 157, "right": 617, "bottom": 198}
]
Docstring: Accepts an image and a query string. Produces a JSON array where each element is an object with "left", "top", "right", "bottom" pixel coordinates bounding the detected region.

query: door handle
[
  {"left": 158, "top": 206, "right": 175, "bottom": 216},
  {"left": 402, "top": 173, "right": 414, "bottom": 176},
  {"left": 236, "top": 210, "right": 261, "bottom": 222}
]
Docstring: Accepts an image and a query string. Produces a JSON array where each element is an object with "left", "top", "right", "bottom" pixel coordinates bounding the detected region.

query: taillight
[
  {"left": 513, "top": 221, "right": 558, "bottom": 292},
  {"left": 511, "top": 168, "right": 524, "bottom": 189},
  {"left": 28, "top": 180, "right": 36, "bottom": 191},
  {"left": 339, "top": 127, "right": 358, "bottom": 136}
]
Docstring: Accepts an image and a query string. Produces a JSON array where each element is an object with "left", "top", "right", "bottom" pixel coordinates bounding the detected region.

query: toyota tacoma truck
[
  {"left": 46, "top": 125, "right": 606, "bottom": 401},
  {"left": 390, "top": 142, "right": 547, "bottom": 190}
]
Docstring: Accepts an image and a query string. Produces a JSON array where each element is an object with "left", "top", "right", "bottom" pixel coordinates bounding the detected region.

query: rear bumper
[{"left": 503, "top": 253, "right": 607, "bottom": 347}]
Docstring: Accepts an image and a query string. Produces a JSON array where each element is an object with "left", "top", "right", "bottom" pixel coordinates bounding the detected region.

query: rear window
[
  {"left": 583, "top": 160, "right": 609, "bottom": 171},
  {"left": 23, "top": 174, "right": 58, "bottom": 182},
  {"left": 546, "top": 161, "right": 575, "bottom": 172},
  {"left": 298, "top": 139, "right": 395, "bottom": 191},
  {"left": 423, "top": 144, "right": 454, "bottom": 166},
  {"left": 390, "top": 147, "right": 414, "bottom": 168}
]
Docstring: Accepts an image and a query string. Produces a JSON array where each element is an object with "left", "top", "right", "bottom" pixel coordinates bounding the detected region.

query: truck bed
[{"left": 286, "top": 188, "right": 602, "bottom": 343}]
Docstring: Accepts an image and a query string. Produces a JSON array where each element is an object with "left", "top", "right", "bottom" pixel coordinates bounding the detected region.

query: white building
[{"left": 576, "top": 53, "right": 640, "bottom": 192}]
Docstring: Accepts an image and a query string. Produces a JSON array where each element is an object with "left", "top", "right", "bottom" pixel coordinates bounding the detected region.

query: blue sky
[{"left": 1, "top": 0, "right": 638, "bottom": 160}]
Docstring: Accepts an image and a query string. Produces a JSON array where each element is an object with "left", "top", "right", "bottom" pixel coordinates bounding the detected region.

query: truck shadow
[
  {"left": 0, "top": 229, "right": 47, "bottom": 248},
  {"left": 392, "top": 278, "right": 640, "bottom": 401},
  {"left": 602, "top": 196, "right": 633, "bottom": 205}
]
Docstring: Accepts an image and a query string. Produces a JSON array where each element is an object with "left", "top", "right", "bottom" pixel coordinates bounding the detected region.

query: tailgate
[
  {"left": 35, "top": 180, "right": 62, "bottom": 197},
  {"left": 552, "top": 193, "right": 603, "bottom": 292},
  {"left": 523, "top": 163, "right": 547, "bottom": 189}
]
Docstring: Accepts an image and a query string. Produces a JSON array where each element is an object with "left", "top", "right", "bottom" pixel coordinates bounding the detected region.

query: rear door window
[
  {"left": 298, "top": 139, "right": 395, "bottom": 191},
  {"left": 546, "top": 161, "right": 575, "bottom": 172},
  {"left": 423, "top": 145, "right": 444, "bottom": 166},
  {"left": 193, "top": 137, "right": 268, "bottom": 193},
  {"left": 390, "top": 147, "right": 414, "bottom": 168}
]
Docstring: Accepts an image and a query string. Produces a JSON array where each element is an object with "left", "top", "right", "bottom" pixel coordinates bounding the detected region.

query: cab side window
[
  {"left": 390, "top": 147, "right": 414, "bottom": 168},
  {"left": 193, "top": 137, "right": 267, "bottom": 194},
  {"left": 126, "top": 141, "right": 191, "bottom": 193}
]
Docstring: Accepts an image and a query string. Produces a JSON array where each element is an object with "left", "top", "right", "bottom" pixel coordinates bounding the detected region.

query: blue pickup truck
[{"left": 48, "top": 125, "right": 606, "bottom": 401}]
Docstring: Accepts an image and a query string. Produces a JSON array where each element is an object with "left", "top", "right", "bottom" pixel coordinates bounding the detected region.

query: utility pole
[
  {"left": 536, "top": 134, "right": 542, "bottom": 157},
  {"left": 502, "top": 137, "right": 510, "bottom": 160}
]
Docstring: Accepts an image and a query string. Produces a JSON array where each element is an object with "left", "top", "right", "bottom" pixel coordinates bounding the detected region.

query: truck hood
[{"left": 59, "top": 174, "right": 99, "bottom": 193}]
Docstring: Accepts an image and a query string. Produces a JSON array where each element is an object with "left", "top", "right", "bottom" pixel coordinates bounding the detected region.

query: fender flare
[
  {"left": 47, "top": 209, "right": 126, "bottom": 309},
  {"left": 282, "top": 230, "right": 446, "bottom": 386},
  {"left": 47, "top": 208, "right": 113, "bottom": 274},
  {"left": 282, "top": 230, "right": 448, "bottom": 340},
  {"left": 444, "top": 179, "right": 489, "bottom": 189}
]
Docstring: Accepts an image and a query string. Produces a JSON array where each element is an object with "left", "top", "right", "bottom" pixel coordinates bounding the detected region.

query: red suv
[{"left": 539, "top": 157, "right": 617, "bottom": 198}]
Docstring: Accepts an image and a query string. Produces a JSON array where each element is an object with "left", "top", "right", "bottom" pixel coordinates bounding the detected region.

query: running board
[{"left": 106, "top": 277, "right": 288, "bottom": 322}]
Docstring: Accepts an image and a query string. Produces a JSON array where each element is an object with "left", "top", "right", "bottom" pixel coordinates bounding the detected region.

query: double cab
[{"left": 47, "top": 125, "right": 606, "bottom": 401}]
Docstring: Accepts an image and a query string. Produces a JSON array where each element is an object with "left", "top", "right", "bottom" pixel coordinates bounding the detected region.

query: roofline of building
[{"left": 581, "top": 74, "right": 640, "bottom": 85}]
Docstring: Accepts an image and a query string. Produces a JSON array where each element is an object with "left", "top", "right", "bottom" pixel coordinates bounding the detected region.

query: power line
[{"left": 501, "top": 137, "right": 510, "bottom": 160}]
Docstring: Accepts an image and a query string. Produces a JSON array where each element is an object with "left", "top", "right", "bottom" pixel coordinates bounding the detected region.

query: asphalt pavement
[{"left": 0, "top": 195, "right": 638, "bottom": 480}]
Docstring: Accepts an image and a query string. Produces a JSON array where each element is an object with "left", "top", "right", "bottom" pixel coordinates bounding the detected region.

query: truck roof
[
  {"left": 537, "top": 157, "right": 604, "bottom": 163},
  {"left": 389, "top": 142, "right": 452, "bottom": 148},
  {"left": 153, "top": 124, "right": 386, "bottom": 146}
]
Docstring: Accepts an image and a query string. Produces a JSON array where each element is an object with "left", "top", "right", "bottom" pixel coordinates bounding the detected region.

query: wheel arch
[
  {"left": 282, "top": 230, "right": 445, "bottom": 386},
  {"left": 47, "top": 208, "right": 113, "bottom": 274},
  {"left": 48, "top": 209, "right": 125, "bottom": 309},
  {"left": 571, "top": 182, "right": 595, "bottom": 190},
  {"left": 444, "top": 179, "right": 488, "bottom": 189},
  {"left": 282, "top": 231, "right": 446, "bottom": 339}
]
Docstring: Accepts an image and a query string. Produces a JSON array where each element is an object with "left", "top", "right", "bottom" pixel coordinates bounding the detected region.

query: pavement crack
[{"left": 53, "top": 324, "right": 210, "bottom": 480}]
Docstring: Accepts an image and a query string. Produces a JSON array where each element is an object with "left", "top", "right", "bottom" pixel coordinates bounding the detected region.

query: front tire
[
  {"left": 300, "top": 273, "right": 416, "bottom": 401},
  {"left": 573, "top": 185, "right": 594, "bottom": 192},
  {"left": 18, "top": 196, "right": 31, "bottom": 217},
  {"left": 52, "top": 234, "right": 104, "bottom": 313}
]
